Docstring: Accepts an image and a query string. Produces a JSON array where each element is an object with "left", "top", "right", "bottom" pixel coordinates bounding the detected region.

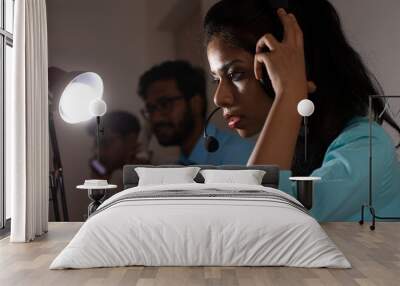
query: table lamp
[
  {"left": 290, "top": 99, "right": 321, "bottom": 210},
  {"left": 297, "top": 99, "right": 315, "bottom": 161}
]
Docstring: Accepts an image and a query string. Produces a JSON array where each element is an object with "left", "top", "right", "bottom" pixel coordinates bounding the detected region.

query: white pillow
[
  {"left": 200, "top": 169, "right": 266, "bottom": 185},
  {"left": 135, "top": 167, "right": 200, "bottom": 186}
]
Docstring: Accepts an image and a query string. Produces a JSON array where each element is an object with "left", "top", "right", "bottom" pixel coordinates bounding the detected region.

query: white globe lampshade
[
  {"left": 58, "top": 72, "right": 103, "bottom": 124},
  {"left": 89, "top": 98, "right": 107, "bottom": 117},
  {"left": 297, "top": 99, "right": 315, "bottom": 117}
]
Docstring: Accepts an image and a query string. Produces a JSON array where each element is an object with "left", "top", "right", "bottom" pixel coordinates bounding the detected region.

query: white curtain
[{"left": 8, "top": 0, "right": 49, "bottom": 242}]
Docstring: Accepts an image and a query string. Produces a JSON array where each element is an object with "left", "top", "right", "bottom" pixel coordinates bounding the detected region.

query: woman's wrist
[
  {"left": 273, "top": 90, "right": 308, "bottom": 122},
  {"left": 275, "top": 86, "right": 308, "bottom": 103}
]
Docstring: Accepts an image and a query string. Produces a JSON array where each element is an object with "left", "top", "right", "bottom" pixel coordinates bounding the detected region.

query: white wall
[
  {"left": 330, "top": 0, "right": 400, "bottom": 94},
  {"left": 47, "top": 0, "right": 148, "bottom": 221},
  {"left": 330, "top": 0, "right": 400, "bottom": 151}
]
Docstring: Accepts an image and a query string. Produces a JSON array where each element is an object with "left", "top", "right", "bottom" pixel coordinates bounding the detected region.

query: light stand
[
  {"left": 359, "top": 95, "right": 400, "bottom": 230},
  {"left": 48, "top": 67, "right": 105, "bottom": 221},
  {"left": 49, "top": 105, "right": 69, "bottom": 221}
]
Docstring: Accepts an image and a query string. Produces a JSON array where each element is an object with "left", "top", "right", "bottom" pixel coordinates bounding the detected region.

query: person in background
[
  {"left": 87, "top": 111, "right": 147, "bottom": 189},
  {"left": 137, "top": 60, "right": 254, "bottom": 165}
]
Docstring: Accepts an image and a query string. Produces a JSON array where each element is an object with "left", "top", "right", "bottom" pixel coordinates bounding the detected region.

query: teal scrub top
[{"left": 279, "top": 117, "right": 400, "bottom": 221}]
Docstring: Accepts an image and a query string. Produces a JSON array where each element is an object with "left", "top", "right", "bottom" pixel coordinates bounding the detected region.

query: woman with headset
[{"left": 204, "top": 0, "right": 400, "bottom": 221}]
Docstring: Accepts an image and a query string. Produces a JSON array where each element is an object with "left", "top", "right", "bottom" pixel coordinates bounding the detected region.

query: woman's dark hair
[{"left": 204, "top": 0, "right": 400, "bottom": 175}]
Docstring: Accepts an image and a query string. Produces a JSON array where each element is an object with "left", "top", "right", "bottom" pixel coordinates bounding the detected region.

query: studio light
[{"left": 48, "top": 67, "right": 106, "bottom": 222}]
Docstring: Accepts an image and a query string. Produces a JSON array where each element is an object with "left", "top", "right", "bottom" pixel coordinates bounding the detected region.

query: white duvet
[{"left": 50, "top": 183, "right": 351, "bottom": 269}]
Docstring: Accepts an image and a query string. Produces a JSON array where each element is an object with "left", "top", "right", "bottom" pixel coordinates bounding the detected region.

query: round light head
[
  {"left": 297, "top": 99, "right": 315, "bottom": 117},
  {"left": 58, "top": 72, "right": 103, "bottom": 124},
  {"left": 89, "top": 98, "right": 107, "bottom": 117}
]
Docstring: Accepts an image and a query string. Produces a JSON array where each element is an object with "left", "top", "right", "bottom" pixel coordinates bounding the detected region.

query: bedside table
[
  {"left": 289, "top": 177, "right": 321, "bottom": 210},
  {"left": 77, "top": 184, "right": 117, "bottom": 216}
]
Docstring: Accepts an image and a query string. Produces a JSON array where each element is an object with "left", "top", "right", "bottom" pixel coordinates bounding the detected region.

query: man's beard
[{"left": 153, "top": 109, "right": 195, "bottom": 146}]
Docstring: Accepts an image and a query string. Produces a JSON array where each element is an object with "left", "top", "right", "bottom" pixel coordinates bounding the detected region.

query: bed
[{"left": 50, "top": 165, "right": 350, "bottom": 269}]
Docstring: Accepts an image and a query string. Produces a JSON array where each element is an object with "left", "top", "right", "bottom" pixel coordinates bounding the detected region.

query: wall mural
[{"left": 47, "top": 0, "right": 400, "bottom": 222}]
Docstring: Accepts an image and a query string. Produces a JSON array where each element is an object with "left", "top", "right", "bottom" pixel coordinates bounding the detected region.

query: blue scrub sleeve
[
  {"left": 279, "top": 119, "right": 400, "bottom": 221},
  {"left": 309, "top": 133, "right": 389, "bottom": 221}
]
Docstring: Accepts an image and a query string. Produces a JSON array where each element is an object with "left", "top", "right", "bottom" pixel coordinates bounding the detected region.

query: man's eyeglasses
[{"left": 141, "top": 95, "right": 185, "bottom": 119}]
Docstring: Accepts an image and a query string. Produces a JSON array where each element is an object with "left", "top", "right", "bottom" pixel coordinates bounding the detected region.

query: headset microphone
[{"left": 203, "top": 107, "right": 221, "bottom": 152}]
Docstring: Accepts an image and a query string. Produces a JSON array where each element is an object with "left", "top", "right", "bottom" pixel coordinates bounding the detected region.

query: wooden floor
[{"left": 0, "top": 222, "right": 399, "bottom": 286}]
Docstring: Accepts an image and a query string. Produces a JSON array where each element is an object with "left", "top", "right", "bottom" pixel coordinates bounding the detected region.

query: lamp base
[{"left": 296, "top": 180, "right": 314, "bottom": 210}]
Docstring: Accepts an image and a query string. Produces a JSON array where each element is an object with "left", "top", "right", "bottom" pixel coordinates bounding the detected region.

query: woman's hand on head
[
  {"left": 248, "top": 9, "right": 315, "bottom": 168},
  {"left": 254, "top": 8, "right": 309, "bottom": 101}
]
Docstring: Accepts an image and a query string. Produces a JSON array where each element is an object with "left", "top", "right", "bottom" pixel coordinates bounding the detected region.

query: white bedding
[{"left": 50, "top": 183, "right": 351, "bottom": 269}]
